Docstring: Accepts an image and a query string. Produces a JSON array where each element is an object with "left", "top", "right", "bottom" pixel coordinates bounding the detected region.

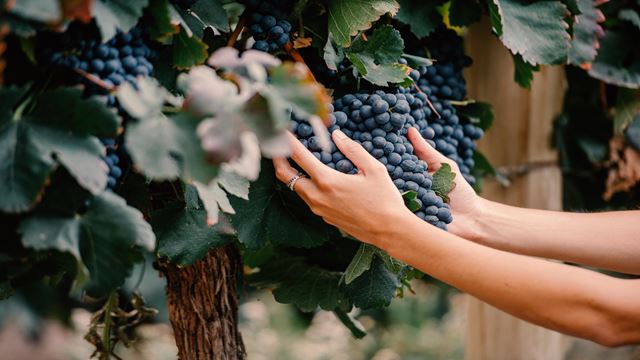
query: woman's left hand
[{"left": 273, "top": 130, "right": 412, "bottom": 248}]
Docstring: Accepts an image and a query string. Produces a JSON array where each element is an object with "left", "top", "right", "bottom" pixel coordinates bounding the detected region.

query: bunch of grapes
[
  {"left": 292, "top": 90, "right": 453, "bottom": 230},
  {"left": 416, "top": 28, "right": 471, "bottom": 101},
  {"left": 244, "top": 0, "right": 293, "bottom": 52},
  {"left": 38, "top": 22, "right": 155, "bottom": 191},
  {"left": 102, "top": 139, "right": 123, "bottom": 190},
  {"left": 400, "top": 29, "right": 483, "bottom": 184}
]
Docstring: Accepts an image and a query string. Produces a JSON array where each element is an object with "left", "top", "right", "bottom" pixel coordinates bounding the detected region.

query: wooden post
[{"left": 462, "top": 18, "right": 573, "bottom": 360}]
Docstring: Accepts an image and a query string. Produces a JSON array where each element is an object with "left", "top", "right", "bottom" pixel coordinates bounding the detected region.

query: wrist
[{"left": 372, "top": 208, "right": 416, "bottom": 253}]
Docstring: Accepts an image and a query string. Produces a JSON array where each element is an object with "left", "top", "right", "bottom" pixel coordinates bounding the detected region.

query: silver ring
[{"left": 286, "top": 172, "right": 307, "bottom": 191}]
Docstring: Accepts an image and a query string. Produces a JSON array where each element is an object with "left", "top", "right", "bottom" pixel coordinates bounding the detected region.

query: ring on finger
[{"left": 286, "top": 172, "right": 308, "bottom": 191}]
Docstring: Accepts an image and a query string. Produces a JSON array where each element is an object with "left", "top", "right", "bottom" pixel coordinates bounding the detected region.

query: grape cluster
[
  {"left": 416, "top": 28, "right": 471, "bottom": 101},
  {"left": 244, "top": 0, "right": 293, "bottom": 52},
  {"left": 102, "top": 139, "right": 122, "bottom": 190},
  {"left": 38, "top": 23, "right": 155, "bottom": 191},
  {"left": 292, "top": 91, "right": 453, "bottom": 230},
  {"left": 399, "top": 29, "right": 483, "bottom": 184}
]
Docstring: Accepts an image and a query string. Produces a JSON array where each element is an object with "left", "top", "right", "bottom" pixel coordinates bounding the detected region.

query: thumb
[
  {"left": 407, "top": 127, "right": 452, "bottom": 172},
  {"left": 332, "top": 130, "right": 380, "bottom": 172}
]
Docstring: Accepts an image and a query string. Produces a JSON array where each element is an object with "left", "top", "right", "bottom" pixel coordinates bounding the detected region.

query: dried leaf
[{"left": 604, "top": 136, "right": 640, "bottom": 200}]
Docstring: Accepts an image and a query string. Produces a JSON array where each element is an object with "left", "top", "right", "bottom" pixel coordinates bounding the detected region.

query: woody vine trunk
[{"left": 159, "top": 244, "right": 246, "bottom": 360}]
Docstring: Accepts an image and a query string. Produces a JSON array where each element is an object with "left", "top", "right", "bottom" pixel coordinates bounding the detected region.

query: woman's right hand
[{"left": 407, "top": 127, "right": 487, "bottom": 242}]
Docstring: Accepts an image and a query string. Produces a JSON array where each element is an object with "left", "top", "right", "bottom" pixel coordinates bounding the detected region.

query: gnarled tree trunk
[{"left": 159, "top": 244, "right": 246, "bottom": 360}]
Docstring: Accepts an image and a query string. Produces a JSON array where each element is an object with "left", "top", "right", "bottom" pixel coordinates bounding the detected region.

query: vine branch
[{"left": 226, "top": 10, "right": 248, "bottom": 48}]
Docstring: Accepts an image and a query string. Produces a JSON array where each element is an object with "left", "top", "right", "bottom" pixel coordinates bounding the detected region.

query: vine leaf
[
  {"left": 190, "top": 0, "right": 229, "bottom": 32},
  {"left": 20, "top": 192, "right": 155, "bottom": 296},
  {"left": 395, "top": 0, "right": 443, "bottom": 38},
  {"left": 93, "top": 0, "right": 150, "bottom": 41},
  {"left": 346, "top": 26, "right": 411, "bottom": 86},
  {"left": 401, "top": 191, "right": 421, "bottom": 212},
  {"left": 172, "top": 25, "right": 209, "bottom": 69},
  {"left": 9, "top": 0, "right": 60, "bottom": 23},
  {"left": 146, "top": 0, "right": 180, "bottom": 41},
  {"left": 343, "top": 243, "right": 376, "bottom": 284},
  {"left": 343, "top": 257, "right": 397, "bottom": 309},
  {"left": 619, "top": 9, "right": 640, "bottom": 31},
  {"left": 492, "top": 0, "right": 571, "bottom": 65},
  {"left": 432, "top": 163, "right": 456, "bottom": 202},
  {"left": 328, "top": 0, "right": 400, "bottom": 47},
  {"left": 614, "top": 89, "right": 640, "bottom": 133},
  {"left": 250, "top": 256, "right": 351, "bottom": 312},
  {"left": 455, "top": 101, "right": 494, "bottom": 130},
  {"left": 512, "top": 53, "right": 539, "bottom": 88},
  {"left": 589, "top": 30, "right": 640, "bottom": 88},
  {"left": 568, "top": 0, "right": 605, "bottom": 68},
  {"left": 230, "top": 162, "right": 331, "bottom": 249},
  {"left": 153, "top": 185, "right": 232, "bottom": 265},
  {"left": 0, "top": 88, "right": 118, "bottom": 213}
]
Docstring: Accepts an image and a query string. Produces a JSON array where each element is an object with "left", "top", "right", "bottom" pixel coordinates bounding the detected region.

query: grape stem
[
  {"left": 102, "top": 290, "right": 118, "bottom": 356},
  {"left": 75, "top": 68, "right": 115, "bottom": 91},
  {"left": 226, "top": 10, "right": 248, "bottom": 48}
]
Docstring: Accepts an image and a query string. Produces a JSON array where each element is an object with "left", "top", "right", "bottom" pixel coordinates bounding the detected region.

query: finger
[
  {"left": 407, "top": 127, "right": 452, "bottom": 172},
  {"left": 332, "top": 129, "right": 380, "bottom": 173},
  {"left": 286, "top": 132, "right": 330, "bottom": 179},
  {"left": 272, "top": 157, "right": 315, "bottom": 198}
]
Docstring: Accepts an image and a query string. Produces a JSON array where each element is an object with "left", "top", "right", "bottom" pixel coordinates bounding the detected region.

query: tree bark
[{"left": 159, "top": 244, "right": 246, "bottom": 360}]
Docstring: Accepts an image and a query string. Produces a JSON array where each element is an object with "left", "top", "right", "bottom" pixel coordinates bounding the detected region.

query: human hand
[
  {"left": 407, "top": 127, "right": 485, "bottom": 242},
  {"left": 273, "top": 130, "right": 413, "bottom": 249}
]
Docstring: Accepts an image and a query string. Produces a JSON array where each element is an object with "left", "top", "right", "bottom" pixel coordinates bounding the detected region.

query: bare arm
[
  {"left": 273, "top": 130, "right": 640, "bottom": 346},
  {"left": 406, "top": 128, "right": 640, "bottom": 275},
  {"left": 382, "top": 210, "right": 640, "bottom": 347}
]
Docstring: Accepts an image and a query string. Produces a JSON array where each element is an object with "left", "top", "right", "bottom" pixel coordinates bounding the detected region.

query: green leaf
[
  {"left": 0, "top": 88, "right": 114, "bottom": 212},
  {"left": 172, "top": 25, "right": 209, "bottom": 69},
  {"left": 323, "top": 33, "right": 345, "bottom": 70},
  {"left": 493, "top": 0, "right": 570, "bottom": 65},
  {"left": 472, "top": 151, "right": 497, "bottom": 178},
  {"left": 93, "top": 0, "right": 150, "bottom": 41},
  {"left": 619, "top": 9, "right": 640, "bottom": 31},
  {"left": 343, "top": 257, "right": 397, "bottom": 309},
  {"left": 153, "top": 186, "right": 231, "bottom": 265},
  {"left": 343, "top": 243, "right": 376, "bottom": 284},
  {"left": 401, "top": 190, "right": 421, "bottom": 212},
  {"left": 402, "top": 54, "right": 433, "bottom": 68},
  {"left": 30, "top": 88, "right": 120, "bottom": 138},
  {"left": 9, "top": 0, "right": 60, "bottom": 23},
  {"left": 351, "top": 25, "right": 404, "bottom": 64},
  {"left": 146, "top": 0, "right": 180, "bottom": 41},
  {"left": 432, "top": 163, "right": 456, "bottom": 202},
  {"left": 347, "top": 52, "right": 410, "bottom": 86},
  {"left": 328, "top": 0, "right": 400, "bottom": 47},
  {"left": 250, "top": 256, "right": 351, "bottom": 312},
  {"left": 334, "top": 309, "right": 367, "bottom": 338},
  {"left": 449, "top": 0, "right": 482, "bottom": 27},
  {"left": 191, "top": 0, "right": 230, "bottom": 32},
  {"left": 125, "top": 112, "right": 219, "bottom": 183},
  {"left": 456, "top": 101, "right": 494, "bottom": 130},
  {"left": 20, "top": 192, "right": 155, "bottom": 296},
  {"left": 395, "top": 0, "right": 443, "bottom": 38},
  {"left": 568, "top": 0, "right": 605, "bottom": 67},
  {"left": 614, "top": 88, "right": 640, "bottom": 133},
  {"left": 343, "top": 24, "right": 411, "bottom": 86},
  {"left": 230, "top": 162, "right": 332, "bottom": 249},
  {"left": 512, "top": 53, "right": 539, "bottom": 88},
  {"left": 589, "top": 29, "right": 640, "bottom": 88}
]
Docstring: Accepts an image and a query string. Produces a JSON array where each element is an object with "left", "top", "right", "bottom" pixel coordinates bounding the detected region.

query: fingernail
[{"left": 333, "top": 129, "right": 346, "bottom": 141}]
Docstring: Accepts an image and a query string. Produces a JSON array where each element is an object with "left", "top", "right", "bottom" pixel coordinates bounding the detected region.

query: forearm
[
  {"left": 377, "top": 213, "right": 640, "bottom": 346},
  {"left": 474, "top": 199, "right": 640, "bottom": 274}
]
